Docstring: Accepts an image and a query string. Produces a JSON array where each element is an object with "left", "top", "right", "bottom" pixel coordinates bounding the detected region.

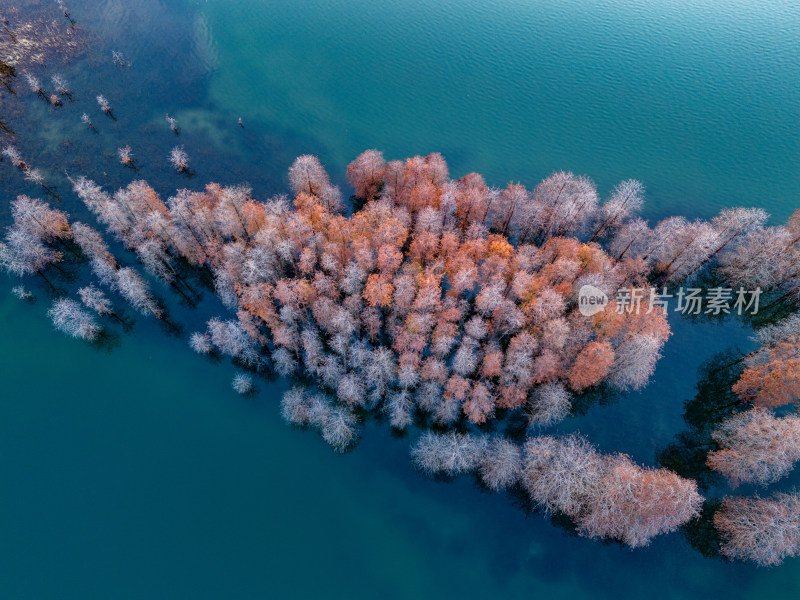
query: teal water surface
[{"left": 1, "top": 0, "right": 799, "bottom": 598}]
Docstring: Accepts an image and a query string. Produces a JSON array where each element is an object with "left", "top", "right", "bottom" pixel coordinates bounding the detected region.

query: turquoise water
[{"left": 1, "top": 0, "right": 799, "bottom": 597}]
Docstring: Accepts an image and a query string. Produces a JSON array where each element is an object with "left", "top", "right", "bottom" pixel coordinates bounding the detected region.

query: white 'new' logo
[{"left": 578, "top": 285, "right": 609, "bottom": 316}]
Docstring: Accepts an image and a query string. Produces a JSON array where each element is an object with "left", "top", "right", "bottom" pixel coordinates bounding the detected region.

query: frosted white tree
[
  {"left": 189, "top": 332, "right": 212, "bottom": 354},
  {"left": 0, "top": 227, "right": 61, "bottom": 278},
  {"left": 11, "top": 286, "right": 33, "bottom": 300},
  {"left": 478, "top": 437, "right": 522, "bottom": 491},
  {"left": 116, "top": 267, "right": 161, "bottom": 318},
  {"left": 608, "top": 334, "right": 663, "bottom": 391},
  {"left": 96, "top": 94, "right": 111, "bottom": 114},
  {"left": 288, "top": 154, "right": 331, "bottom": 197},
  {"left": 590, "top": 179, "right": 644, "bottom": 242},
  {"left": 48, "top": 298, "right": 100, "bottom": 341},
  {"left": 411, "top": 431, "right": 485, "bottom": 476},
  {"left": 280, "top": 387, "right": 312, "bottom": 427},
  {"left": 320, "top": 404, "right": 359, "bottom": 452},
  {"left": 207, "top": 317, "right": 262, "bottom": 368},
  {"left": 169, "top": 146, "right": 189, "bottom": 172},
  {"left": 529, "top": 382, "right": 571, "bottom": 427},
  {"left": 522, "top": 434, "right": 605, "bottom": 517},
  {"left": 77, "top": 285, "right": 113, "bottom": 316},
  {"left": 232, "top": 373, "right": 254, "bottom": 395}
]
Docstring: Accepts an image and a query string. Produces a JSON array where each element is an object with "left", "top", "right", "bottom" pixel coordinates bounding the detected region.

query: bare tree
[
  {"left": 48, "top": 298, "right": 100, "bottom": 341},
  {"left": 166, "top": 114, "right": 179, "bottom": 134},
  {"left": 118, "top": 146, "right": 134, "bottom": 167},
  {"left": 522, "top": 434, "right": 605, "bottom": 517},
  {"left": 232, "top": 373, "right": 254, "bottom": 395},
  {"left": 707, "top": 408, "right": 800, "bottom": 487},
  {"left": 528, "top": 382, "right": 571, "bottom": 427},
  {"left": 411, "top": 431, "right": 485, "bottom": 476},
  {"left": 590, "top": 179, "right": 644, "bottom": 242},
  {"left": 478, "top": 436, "right": 521, "bottom": 491},
  {"left": 116, "top": 267, "right": 161, "bottom": 318},
  {"left": 715, "top": 492, "right": 800, "bottom": 566},
  {"left": 169, "top": 146, "right": 189, "bottom": 173},
  {"left": 77, "top": 285, "right": 113, "bottom": 316}
]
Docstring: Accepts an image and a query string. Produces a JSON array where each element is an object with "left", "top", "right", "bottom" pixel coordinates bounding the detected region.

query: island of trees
[{"left": 2, "top": 146, "right": 800, "bottom": 565}]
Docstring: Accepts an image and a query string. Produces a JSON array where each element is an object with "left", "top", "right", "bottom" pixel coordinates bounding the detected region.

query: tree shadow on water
[
  {"left": 682, "top": 498, "right": 723, "bottom": 560},
  {"left": 657, "top": 350, "right": 746, "bottom": 490}
]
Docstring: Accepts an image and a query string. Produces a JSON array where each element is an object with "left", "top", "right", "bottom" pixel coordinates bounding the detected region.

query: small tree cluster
[
  {"left": 71, "top": 220, "right": 162, "bottom": 318},
  {"left": 280, "top": 387, "right": 359, "bottom": 452},
  {"left": 204, "top": 317, "right": 264, "bottom": 369},
  {"left": 0, "top": 195, "right": 68, "bottom": 282},
  {"left": 733, "top": 315, "right": 800, "bottom": 408},
  {"left": 411, "top": 431, "right": 701, "bottom": 547},
  {"left": 715, "top": 492, "right": 800, "bottom": 566},
  {"left": 71, "top": 177, "right": 193, "bottom": 306},
  {"left": 718, "top": 208, "right": 800, "bottom": 297},
  {"left": 707, "top": 408, "right": 800, "bottom": 488},
  {"left": 411, "top": 431, "right": 487, "bottom": 477},
  {"left": 522, "top": 435, "right": 702, "bottom": 548},
  {"left": 3, "top": 146, "right": 51, "bottom": 192}
]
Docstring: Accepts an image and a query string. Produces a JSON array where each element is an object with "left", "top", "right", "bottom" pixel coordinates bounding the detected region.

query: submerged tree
[
  {"left": 117, "top": 146, "right": 133, "bottom": 167},
  {"left": 733, "top": 316, "right": 800, "bottom": 408},
  {"left": 707, "top": 408, "right": 800, "bottom": 488},
  {"left": 48, "top": 298, "right": 100, "bottom": 341},
  {"left": 169, "top": 146, "right": 189, "bottom": 173},
  {"left": 232, "top": 373, "right": 254, "bottom": 395},
  {"left": 522, "top": 435, "right": 702, "bottom": 548},
  {"left": 77, "top": 284, "right": 113, "bottom": 316},
  {"left": 166, "top": 114, "right": 179, "bottom": 134},
  {"left": 23, "top": 71, "right": 44, "bottom": 97},
  {"left": 51, "top": 74, "right": 70, "bottom": 97},
  {"left": 411, "top": 431, "right": 485, "bottom": 476},
  {"left": 715, "top": 492, "right": 800, "bottom": 566},
  {"left": 11, "top": 285, "right": 33, "bottom": 301},
  {"left": 96, "top": 94, "right": 112, "bottom": 115}
]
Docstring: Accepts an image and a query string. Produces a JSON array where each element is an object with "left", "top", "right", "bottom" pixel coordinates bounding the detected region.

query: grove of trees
[{"left": 2, "top": 148, "right": 799, "bottom": 563}]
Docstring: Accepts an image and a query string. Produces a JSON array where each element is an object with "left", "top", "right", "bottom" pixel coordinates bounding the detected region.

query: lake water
[{"left": 1, "top": 0, "right": 799, "bottom": 597}]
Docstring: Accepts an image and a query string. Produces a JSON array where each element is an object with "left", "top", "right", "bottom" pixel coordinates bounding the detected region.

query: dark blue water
[{"left": 1, "top": 0, "right": 798, "bottom": 597}]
